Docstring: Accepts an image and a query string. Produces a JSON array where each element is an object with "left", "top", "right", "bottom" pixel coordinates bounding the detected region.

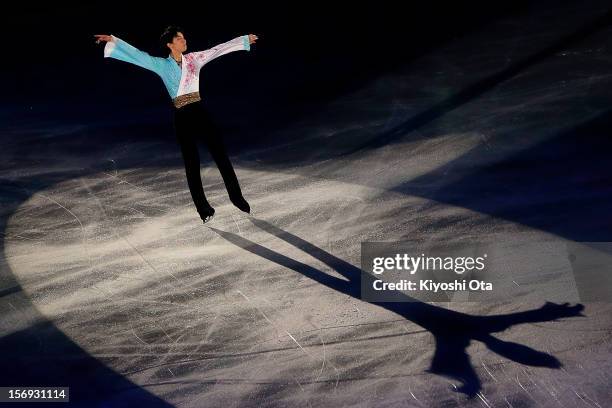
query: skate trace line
[{"left": 236, "top": 289, "right": 341, "bottom": 392}]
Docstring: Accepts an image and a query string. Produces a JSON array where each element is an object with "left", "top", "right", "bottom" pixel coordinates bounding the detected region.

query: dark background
[{"left": 3, "top": 0, "right": 537, "bottom": 151}]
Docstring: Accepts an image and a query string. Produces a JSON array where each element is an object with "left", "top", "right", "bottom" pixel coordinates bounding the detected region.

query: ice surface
[{"left": 1, "top": 2, "right": 612, "bottom": 407}]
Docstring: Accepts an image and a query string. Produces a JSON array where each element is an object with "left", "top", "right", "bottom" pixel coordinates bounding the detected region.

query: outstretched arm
[
  {"left": 192, "top": 34, "right": 258, "bottom": 69},
  {"left": 94, "top": 34, "right": 162, "bottom": 74}
]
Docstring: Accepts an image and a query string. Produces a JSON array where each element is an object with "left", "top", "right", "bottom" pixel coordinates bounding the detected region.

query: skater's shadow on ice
[{"left": 210, "top": 218, "right": 584, "bottom": 398}]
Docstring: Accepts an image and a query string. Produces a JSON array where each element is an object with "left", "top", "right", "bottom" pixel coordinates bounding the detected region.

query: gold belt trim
[{"left": 173, "top": 92, "right": 201, "bottom": 109}]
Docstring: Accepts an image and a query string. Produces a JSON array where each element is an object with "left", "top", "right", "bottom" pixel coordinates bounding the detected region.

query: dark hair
[{"left": 160, "top": 25, "right": 184, "bottom": 54}]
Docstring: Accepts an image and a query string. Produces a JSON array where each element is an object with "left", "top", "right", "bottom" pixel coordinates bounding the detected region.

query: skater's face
[{"left": 167, "top": 32, "right": 187, "bottom": 54}]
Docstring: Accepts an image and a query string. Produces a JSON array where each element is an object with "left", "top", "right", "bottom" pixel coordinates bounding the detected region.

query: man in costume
[{"left": 95, "top": 26, "right": 258, "bottom": 223}]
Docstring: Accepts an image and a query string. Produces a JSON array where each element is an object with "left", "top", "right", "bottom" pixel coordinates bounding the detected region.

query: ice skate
[
  {"left": 230, "top": 195, "right": 251, "bottom": 214},
  {"left": 199, "top": 206, "right": 215, "bottom": 224}
]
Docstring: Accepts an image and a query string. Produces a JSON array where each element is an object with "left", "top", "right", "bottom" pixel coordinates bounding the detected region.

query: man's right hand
[{"left": 94, "top": 34, "right": 112, "bottom": 44}]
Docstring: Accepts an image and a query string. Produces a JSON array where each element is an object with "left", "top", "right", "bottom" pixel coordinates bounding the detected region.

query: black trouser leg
[
  {"left": 175, "top": 107, "right": 212, "bottom": 217},
  {"left": 204, "top": 127, "right": 244, "bottom": 200}
]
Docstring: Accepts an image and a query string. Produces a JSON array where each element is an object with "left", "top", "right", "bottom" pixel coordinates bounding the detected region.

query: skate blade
[{"left": 202, "top": 214, "right": 215, "bottom": 224}]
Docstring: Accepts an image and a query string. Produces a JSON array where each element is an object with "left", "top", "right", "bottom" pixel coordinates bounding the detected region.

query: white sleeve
[{"left": 191, "top": 35, "right": 250, "bottom": 69}]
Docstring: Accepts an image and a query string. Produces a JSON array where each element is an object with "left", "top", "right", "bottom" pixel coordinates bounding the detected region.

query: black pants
[{"left": 173, "top": 101, "right": 244, "bottom": 217}]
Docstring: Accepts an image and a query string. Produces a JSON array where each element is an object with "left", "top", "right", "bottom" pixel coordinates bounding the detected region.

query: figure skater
[{"left": 94, "top": 26, "right": 258, "bottom": 223}]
